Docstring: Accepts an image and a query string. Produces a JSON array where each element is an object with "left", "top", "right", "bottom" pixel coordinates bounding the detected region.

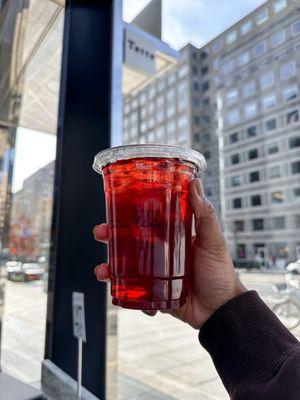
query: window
[
  {"left": 140, "top": 121, "right": 147, "bottom": 133},
  {"left": 271, "top": 191, "right": 284, "bottom": 203},
  {"left": 248, "top": 148, "right": 258, "bottom": 160},
  {"left": 283, "top": 84, "right": 298, "bottom": 102},
  {"left": 156, "top": 109, "right": 164, "bottom": 124},
  {"left": 265, "top": 118, "right": 277, "bottom": 131},
  {"left": 148, "top": 117, "right": 155, "bottom": 129},
  {"left": 237, "top": 51, "right": 250, "bottom": 66},
  {"left": 167, "top": 73, "right": 176, "bottom": 86},
  {"left": 260, "top": 71, "right": 274, "bottom": 89},
  {"left": 294, "top": 188, "right": 300, "bottom": 201},
  {"left": 167, "top": 119, "right": 176, "bottom": 139},
  {"left": 267, "top": 141, "right": 279, "bottom": 154},
  {"left": 231, "top": 175, "right": 241, "bottom": 187},
  {"left": 244, "top": 102, "right": 257, "bottom": 119},
  {"left": 271, "top": 29, "right": 285, "bottom": 47},
  {"left": 269, "top": 165, "right": 280, "bottom": 178},
  {"left": 249, "top": 171, "right": 260, "bottom": 182},
  {"left": 262, "top": 93, "right": 276, "bottom": 111},
  {"left": 280, "top": 61, "right": 296, "bottom": 80},
  {"left": 212, "top": 58, "right": 220, "bottom": 70},
  {"left": 246, "top": 125, "right": 257, "bottom": 138},
  {"left": 203, "top": 132, "right": 210, "bottom": 142},
  {"left": 229, "top": 132, "right": 239, "bottom": 144},
  {"left": 226, "top": 88, "right": 238, "bottom": 105},
  {"left": 291, "top": 161, "right": 300, "bottom": 174},
  {"left": 148, "top": 101, "right": 155, "bottom": 114},
  {"left": 140, "top": 93, "right": 147, "bottom": 105},
  {"left": 178, "top": 64, "right": 188, "bottom": 79},
  {"left": 273, "top": 216, "right": 285, "bottom": 229},
  {"left": 212, "top": 38, "right": 223, "bottom": 54},
  {"left": 148, "top": 85, "right": 156, "bottom": 99},
  {"left": 234, "top": 221, "right": 244, "bottom": 232},
  {"left": 226, "top": 30, "right": 237, "bottom": 45},
  {"left": 252, "top": 219, "right": 264, "bottom": 231},
  {"left": 204, "top": 150, "right": 211, "bottom": 160},
  {"left": 237, "top": 244, "right": 246, "bottom": 259},
  {"left": 202, "top": 81, "right": 209, "bottom": 92},
  {"left": 139, "top": 135, "right": 147, "bottom": 144},
  {"left": 273, "top": 0, "right": 287, "bottom": 13},
  {"left": 253, "top": 41, "right": 267, "bottom": 57},
  {"left": 193, "top": 81, "right": 199, "bottom": 91},
  {"left": 240, "top": 20, "right": 252, "bottom": 35},
  {"left": 222, "top": 60, "right": 235, "bottom": 75},
  {"left": 290, "top": 137, "right": 300, "bottom": 149},
  {"left": 292, "top": 20, "right": 300, "bottom": 36},
  {"left": 156, "top": 126, "right": 165, "bottom": 141},
  {"left": 242, "top": 81, "right": 256, "bottom": 98},
  {"left": 201, "top": 66, "right": 209, "bottom": 75},
  {"left": 233, "top": 198, "right": 242, "bottom": 209},
  {"left": 286, "top": 110, "right": 299, "bottom": 124},
  {"left": 295, "top": 215, "right": 300, "bottom": 228},
  {"left": 231, "top": 154, "right": 240, "bottom": 165},
  {"left": 194, "top": 133, "right": 200, "bottom": 143},
  {"left": 147, "top": 130, "right": 155, "bottom": 143},
  {"left": 251, "top": 195, "right": 261, "bottom": 206},
  {"left": 201, "top": 51, "right": 208, "bottom": 60},
  {"left": 192, "top": 66, "right": 198, "bottom": 75},
  {"left": 130, "top": 112, "right": 137, "bottom": 124},
  {"left": 227, "top": 109, "right": 240, "bottom": 125},
  {"left": 178, "top": 114, "right": 188, "bottom": 130},
  {"left": 256, "top": 8, "right": 268, "bottom": 25},
  {"left": 167, "top": 103, "right": 175, "bottom": 118},
  {"left": 130, "top": 125, "right": 138, "bottom": 139},
  {"left": 193, "top": 116, "right": 200, "bottom": 125}
]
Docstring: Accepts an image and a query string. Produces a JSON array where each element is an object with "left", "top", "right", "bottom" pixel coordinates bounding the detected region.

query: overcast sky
[{"left": 123, "top": 0, "right": 266, "bottom": 49}]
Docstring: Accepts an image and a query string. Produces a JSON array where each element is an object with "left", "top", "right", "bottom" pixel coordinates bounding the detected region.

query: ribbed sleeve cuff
[{"left": 199, "top": 291, "right": 299, "bottom": 392}]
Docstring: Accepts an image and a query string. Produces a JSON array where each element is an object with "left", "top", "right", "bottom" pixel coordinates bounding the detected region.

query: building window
[
  {"left": 192, "top": 66, "right": 198, "bottom": 75},
  {"left": 167, "top": 73, "right": 176, "bottom": 86},
  {"left": 273, "top": 0, "right": 287, "bottom": 13},
  {"left": 202, "top": 81, "right": 209, "bottom": 92},
  {"left": 262, "top": 93, "right": 276, "bottom": 110},
  {"left": 246, "top": 125, "right": 257, "bottom": 138},
  {"left": 212, "top": 38, "right": 223, "bottom": 54},
  {"left": 222, "top": 60, "right": 235, "bottom": 75},
  {"left": 231, "top": 175, "right": 241, "bottom": 187},
  {"left": 293, "top": 187, "right": 300, "bottom": 201},
  {"left": 237, "top": 244, "right": 246, "bottom": 259},
  {"left": 229, "top": 132, "right": 239, "bottom": 144},
  {"left": 237, "top": 51, "right": 250, "bottom": 67},
  {"left": 291, "top": 161, "right": 300, "bottom": 174},
  {"left": 244, "top": 102, "right": 257, "bottom": 119},
  {"left": 226, "top": 88, "right": 238, "bottom": 105},
  {"left": 147, "top": 130, "right": 155, "bottom": 143},
  {"left": 231, "top": 153, "right": 240, "bottom": 165},
  {"left": 242, "top": 81, "right": 256, "bottom": 98},
  {"left": 269, "top": 165, "right": 280, "bottom": 178},
  {"left": 252, "top": 219, "right": 264, "bottom": 231},
  {"left": 204, "top": 150, "right": 211, "bottom": 160},
  {"left": 273, "top": 216, "right": 285, "bottom": 229},
  {"left": 283, "top": 84, "right": 298, "bottom": 102},
  {"left": 156, "top": 109, "right": 164, "bottom": 124},
  {"left": 148, "top": 117, "right": 155, "bottom": 129},
  {"left": 240, "top": 20, "right": 252, "bottom": 35},
  {"left": 193, "top": 116, "right": 200, "bottom": 125},
  {"left": 295, "top": 215, "right": 300, "bottom": 228},
  {"left": 148, "top": 85, "right": 156, "bottom": 99},
  {"left": 292, "top": 20, "right": 300, "bottom": 36},
  {"left": 193, "top": 81, "right": 200, "bottom": 91},
  {"left": 271, "top": 29, "right": 285, "bottom": 47},
  {"left": 178, "top": 114, "right": 188, "bottom": 130},
  {"left": 260, "top": 71, "right": 274, "bottom": 89},
  {"left": 156, "top": 126, "right": 165, "bottom": 141},
  {"left": 201, "top": 66, "right": 209, "bottom": 75},
  {"left": 253, "top": 41, "right": 267, "bottom": 57},
  {"left": 212, "top": 58, "right": 220, "bottom": 70},
  {"left": 267, "top": 141, "right": 279, "bottom": 154},
  {"left": 265, "top": 118, "right": 277, "bottom": 131},
  {"left": 271, "top": 191, "right": 284, "bottom": 204},
  {"left": 226, "top": 30, "right": 237, "bottom": 45},
  {"left": 156, "top": 95, "right": 164, "bottom": 109},
  {"left": 256, "top": 8, "right": 269, "bottom": 25},
  {"left": 194, "top": 133, "right": 200, "bottom": 143},
  {"left": 148, "top": 101, "right": 155, "bottom": 114},
  {"left": 280, "top": 61, "right": 296, "bottom": 80},
  {"left": 289, "top": 136, "right": 300, "bottom": 149},
  {"left": 141, "top": 121, "right": 147, "bottom": 133},
  {"left": 201, "top": 50, "right": 208, "bottom": 60},
  {"left": 248, "top": 148, "right": 258, "bottom": 160},
  {"left": 227, "top": 109, "right": 240, "bottom": 125},
  {"left": 178, "top": 64, "right": 189, "bottom": 79},
  {"left": 251, "top": 195, "right": 261, "bottom": 206},
  {"left": 203, "top": 132, "right": 210, "bottom": 142},
  {"left": 286, "top": 110, "right": 299, "bottom": 125},
  {"left": 249, "top": 171, "right": 260, "bottom": 182},
  {"left": 234, "top": 220, "right": 244, "bottom": 232},
  {"left": 233, "top": 198, "right": 242, "bottom": 209}
]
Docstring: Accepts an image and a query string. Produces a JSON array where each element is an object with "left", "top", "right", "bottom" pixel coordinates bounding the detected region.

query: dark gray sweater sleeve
[{"left": 199, "top": 290, "right": 300, "bottom": 399}]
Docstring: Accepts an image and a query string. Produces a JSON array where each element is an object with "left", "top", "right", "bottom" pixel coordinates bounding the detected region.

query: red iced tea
[{"left": 93, "top": 145, "right": 206, "bottom": 310}]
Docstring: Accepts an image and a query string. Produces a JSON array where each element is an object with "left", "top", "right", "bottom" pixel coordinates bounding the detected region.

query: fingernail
[
  {"left": 142, "top": 310, "right": 157, "bottom": 317},
  {"left": 195, "top": 179, "right": 204, "bottom": 197}
]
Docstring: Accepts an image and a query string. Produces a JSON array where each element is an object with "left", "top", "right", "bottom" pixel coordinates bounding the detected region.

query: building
[
  {"left": 123, "top": 0, "right": 300, "bottom": 264},
  {"left": 10, "top": 161, "right": 54, "bottom": 259}
]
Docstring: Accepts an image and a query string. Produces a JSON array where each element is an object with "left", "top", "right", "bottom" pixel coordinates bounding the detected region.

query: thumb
[{"left": 189, "top": 179, "right": 226, "bottom": 250}]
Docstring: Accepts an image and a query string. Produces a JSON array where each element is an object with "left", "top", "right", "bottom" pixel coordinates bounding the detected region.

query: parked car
[
  {"left": 286, "top": 259, "right": 300, "bottom": 274},
  {"left": 7, "top": 262, "right": 44, "bottom": 282}
]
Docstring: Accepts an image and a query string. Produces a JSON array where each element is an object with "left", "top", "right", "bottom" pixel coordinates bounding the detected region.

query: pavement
[{"left": 0, "top": 273, "right": 299, "bottom": 400}]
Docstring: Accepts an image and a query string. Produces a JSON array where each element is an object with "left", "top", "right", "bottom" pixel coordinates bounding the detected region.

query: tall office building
[{"left": 124, "top": 0, "right": 300, "bottom": 264}]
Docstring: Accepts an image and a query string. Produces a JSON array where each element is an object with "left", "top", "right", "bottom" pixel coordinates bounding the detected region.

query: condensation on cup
[{"left": 93, "top": 144, "right": 206, "bottom": 310}]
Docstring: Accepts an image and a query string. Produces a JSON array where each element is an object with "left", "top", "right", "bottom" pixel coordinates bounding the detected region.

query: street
[{"left": 0, "top": 272, "right": 299, "bottom": 399}]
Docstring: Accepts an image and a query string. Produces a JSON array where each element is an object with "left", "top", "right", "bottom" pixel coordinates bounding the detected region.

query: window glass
[
  {"left": 295, "top": 215, "right": 300, "bottom": 228},
  {"left": 271, "top": 191, "right": 284, "bottom": 203},
  {"left": 178, "top": 114, "right": 189, "bottom": 130},
  {"left": 229, "top": 132, "right": 239, "bottom": 144},
  {"left": 226, "top": 30, "right": 237, "bottom": 44},
  {"left": 253, "top": 41, "right": 267, "bottom": 57},
  {"left": 222, "top": 60, "right": 235, "bottom": 75},
  {"left": 236, "top": 51, "right": 250, "bottom": 66},
  {"left": 280, "top": 61, "right": 296, "bottom": 80},
  {"left": 269, "top": 165, "right": 281, "bottom": 178},
  {"left": 212, "top": 38, "right": 223, "bottom": 54},
  {"left": 292, "top": 20, "right": 300, "bottom": 36},
  {"left": 243, "top": 81, "right": 256, "bottom": 98},
  {"left": 265, "top": 118, "right": 277, "bottom": 131},
  {"left": 226, "top": 88, "right": 238, "bottom": 105},
  {"left": 294, "top": 188, "right": 300, "bottom": 201},
  {"left": 156, "top": 125, "right": 165, "bottom": 141},
  {"left": 234, "top": 220, "right": 244, "bottom": 231},
  {"left": 273, "top": 0, "right": 287, "bottom": 13},
  {"left": 227, "top": 109, "right": 240, "bottom": 125},
  {"left": 267, "top": 141, "right": 279, "bottom": 154},
  {"left": 167, "top": 73, "right": 176, "bottom": 86},
  {"left": 248, "top": 148, "right": 258, "bottom": 160},
  {"left": 252, "top": 219, "right": 264, "bottom": 230},
  {"left": 157, "top": 77, "right": 166, "bottom": 92},
  {"left": 260, "top": 71, "right": 274, "bottom": 89},
  {"left": 231, "top": 153, "right": 240, "bottom": 164},
  {"left": 156, "top": 109, "right": 164, "bottom": 124},
  {"left": 286, "top": 110, "right": 299, "bottom": 125},
  {"left": 262, "top": 93, "right": 276, "bottom": 110},
  {"left": 256, "top": 8, "right": 269, "bottom": 25},
  {"left": 244, "top": 102, "right": 257, "bottom": 119},
  {"left": 233, "top": 198, "right": 242, "bottom": 208},
  {"left": 249, "top": 171, "right": 260, "bottom": 182},
  {"left": 291, "top": 161, "right": 300, "bottom": 174},
  {"left": 289, "top": 136, "right": 300, "bottom": 149},
  {"left": 273, "top": 216, "right": 285, "bottom": 229},
  {"left": 240, "top": 20, "right": 252, "bottom": 35},
  {"left": 140, "top": 92, "right": 147, "bottom": 105},
  {"left": 251, "top": 195, "right": 261, "bottom": 206},
  {"left": 212, "top": 58, "right": 220, "bottom": 70},
  {"left": 231, "top": 175, "right": 241, "bottom": 186},
  {"left": 283, "top": 84, "right": 298, "bottom": 102},
  {"left": 271, "top": 29, "right": 285, "bottom": 47},
  {"left": 246, "top": 125, "right": 257, "bottom": 137}
]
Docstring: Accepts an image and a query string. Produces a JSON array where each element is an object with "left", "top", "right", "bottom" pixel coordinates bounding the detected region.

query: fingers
[
  {"left": 93, "top": 223, "right": 109, "bottom": 243},
  {"left": 94, "top": 263, "right": 111, "bottom": 282},
  {"left": 189, "top": 179, "right": 225, "bottom": 249}
]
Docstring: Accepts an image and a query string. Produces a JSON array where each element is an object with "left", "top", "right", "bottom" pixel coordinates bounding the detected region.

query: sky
[
  {"left": 14, "top": 0, "right": 266, "bottom": 191},
  {"left": 123, "top": 0, "right": 266, "bottom": 49}
]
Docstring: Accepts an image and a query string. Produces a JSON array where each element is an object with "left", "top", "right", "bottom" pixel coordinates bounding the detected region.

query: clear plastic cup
[{"left": 93, "top": 144, "right": 206, "bottom": 310}]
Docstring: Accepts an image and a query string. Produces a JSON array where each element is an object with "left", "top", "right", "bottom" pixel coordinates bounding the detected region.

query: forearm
[{"left": 199, "top": 291, "right": 300, "bottom": 399}]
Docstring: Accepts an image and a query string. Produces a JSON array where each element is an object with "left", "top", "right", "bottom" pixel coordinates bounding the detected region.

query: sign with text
[
  {"left": 124, "top": 27, "right": 156, "bottom": 77},
  {"left": 72, "top": 292, "right": 86, "bottom": 342}
]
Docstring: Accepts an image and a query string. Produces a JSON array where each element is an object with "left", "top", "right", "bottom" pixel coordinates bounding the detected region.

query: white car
[{"left": 286, "top": 259, "right": 300, "bottom": 274}]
